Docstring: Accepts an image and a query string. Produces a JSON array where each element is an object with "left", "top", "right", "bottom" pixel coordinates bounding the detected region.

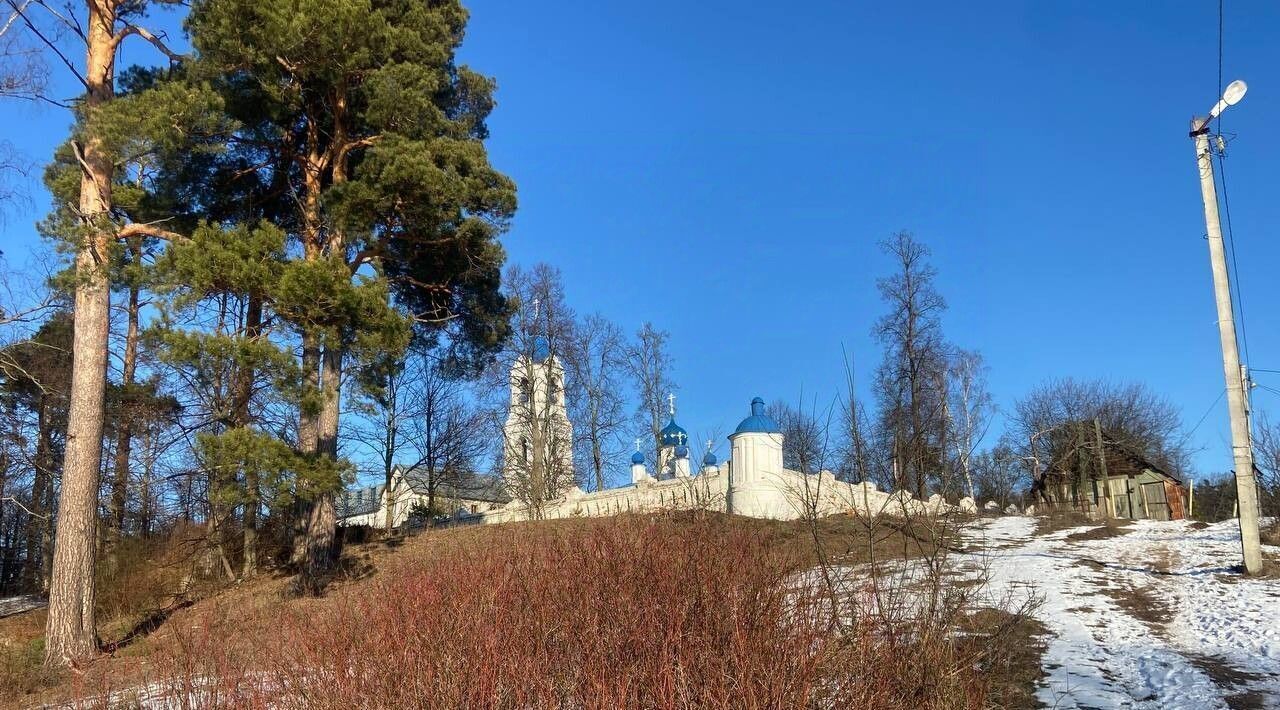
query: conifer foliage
[
  {"left": 1, "top": 0, "right": 516, "bottom": 664},
  {"left": 180, "top": 0, "right": 515, "bottom": 592}
]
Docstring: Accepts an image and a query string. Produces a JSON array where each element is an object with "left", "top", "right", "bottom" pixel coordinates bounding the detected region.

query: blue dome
[
  {"left": 733, "top": 397, "right": 781, "bottom": 435},
  {"left": 660, "top": 417, "right": 689, "bottom": 447},
  {"left": 675, "top": 445, "right": 689, "bottom": 459},
  {"left": 703, "top": 450, "right": 718, "bottom": 466},
  {"left": 631, "top": 450, "right": 645, "bottom": 465},
  {"left": 531, "top": 336, "right": 551, "bottom": 362}
]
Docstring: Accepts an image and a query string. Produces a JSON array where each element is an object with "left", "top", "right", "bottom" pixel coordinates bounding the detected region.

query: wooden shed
[{"left": 1034, "top": 434, "right": 1187, "bottom": 521}]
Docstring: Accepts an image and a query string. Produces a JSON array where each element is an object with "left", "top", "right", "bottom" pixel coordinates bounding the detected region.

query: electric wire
[
  {"left": 1187, "top": 389, "right": 1227, "bottom": 438},
  {"left": 1252, "top": 384, "right": 1280, "bottom": 401}
]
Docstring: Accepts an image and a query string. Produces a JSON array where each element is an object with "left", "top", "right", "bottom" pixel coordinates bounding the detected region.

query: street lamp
[
  {"left": 1189, "top": 79, "right": 1263, "bottom": 575},
  {"left": 1208, "top": 79, "right": 1248, "bottom": 123}
]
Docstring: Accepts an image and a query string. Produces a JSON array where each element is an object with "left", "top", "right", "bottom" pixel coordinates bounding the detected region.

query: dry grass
[
  {"left": 1032, "top": 511, "right": 1133, "bottom": 542},
  {"left": 4, "top": 511, "right": 1038, "bottom": 709},
  {"left": 1263, "top": 521, "right": 1280, "bottom": 547}
]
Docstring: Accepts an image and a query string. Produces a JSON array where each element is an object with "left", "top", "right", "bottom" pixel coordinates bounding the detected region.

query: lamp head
[
  {"left": 1209, "top": 79, "right": 1248, "bottom": 120},
  {"left": 1223, "top": 79, "right": 1248, "bottom": 106}
]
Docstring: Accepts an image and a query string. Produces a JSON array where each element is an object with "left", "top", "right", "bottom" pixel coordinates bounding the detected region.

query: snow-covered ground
[
  {"left": 0, "top": 594, "right": 44, "bottom": 619},
  {"left": 963, "top": 516, "right": 1280, "bottom": 709}
]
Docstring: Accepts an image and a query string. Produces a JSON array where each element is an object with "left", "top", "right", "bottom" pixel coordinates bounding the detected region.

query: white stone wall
[{"left": 476, "top": 461, "right": 944, "bottom": 525}]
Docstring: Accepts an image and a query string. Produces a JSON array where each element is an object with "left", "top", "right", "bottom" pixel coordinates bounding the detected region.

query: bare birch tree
[
  {"left": 947, "top": 348, "right": 993, "bottom": 501},
  {"left": 768, "top": 398, "right": 831, "bottom": 474},
  {"left": 350, "top": 345, "right": 487, "bottom": 531}
]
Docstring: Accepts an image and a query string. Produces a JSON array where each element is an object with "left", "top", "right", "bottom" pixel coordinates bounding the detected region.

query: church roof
[
  {"left": 631, "top": 450, "right": 645, "bottom": 465},
  {"left": 337, "top": 469, "right": 511, "bottom": 520},
  {"left": 703, "top": 450, "right": 718, "bottom": 466},
  {"left": 733, "top": 397, "right": 781, "bottom": 435},
  {"left": 402, "top": 468, "right": 512, "bottom": 503},
  {"left": 660, "top": 417, "right": 688, "bottom": 447}
]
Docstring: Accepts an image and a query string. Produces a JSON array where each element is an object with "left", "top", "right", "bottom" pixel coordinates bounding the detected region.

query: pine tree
[
  {"left": 148, "top": 222, "right": 310, "bottom": 579},
  {"left": 184, "top": 0, "right": 515, "bottom": 591},
  {"left": 25, "top": 7, "right": 220, "bottom": 661}
]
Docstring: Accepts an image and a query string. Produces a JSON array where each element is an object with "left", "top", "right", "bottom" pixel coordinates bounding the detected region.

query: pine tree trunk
[
  {"left": 290, "top": 332, "right": 321, "bottom": 567},
  {"left": 296, "top": 345, "right": 341, "bottom": 593},
  {"left": 40, "top": 473, "right": 54, "bottom": 594},
  {"left": 45, "top": 0, "right": 118, "bottom": 667},
  {"left": 0, "top": 449, "right": 6, "bottom": 586},
  {"left": 139, "top": 426, "right": 154, "bottom": 539},
  {"left": 23, "top": 400, "right": 52, "bottom": 590},
  {"left": 108, "top": 267, "right": 140, "bottom": 540},
  {"left": 237, "top": 294, "right": 261, "bottom": 578}
]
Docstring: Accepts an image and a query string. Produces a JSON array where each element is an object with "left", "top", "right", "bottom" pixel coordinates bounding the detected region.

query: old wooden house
[{"left": 1033, "top": 431, "right": 1187, "bottom": 521}]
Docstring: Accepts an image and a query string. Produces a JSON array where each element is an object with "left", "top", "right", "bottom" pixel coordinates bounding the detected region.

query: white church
[{"left": 339, "top": 336, "right": 952, "bottom": 528}]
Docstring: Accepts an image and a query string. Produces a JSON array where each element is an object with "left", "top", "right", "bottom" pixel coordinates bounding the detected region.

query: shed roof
[{"left": 1042, "top": 427, "right": 1182, "bottom": 485}]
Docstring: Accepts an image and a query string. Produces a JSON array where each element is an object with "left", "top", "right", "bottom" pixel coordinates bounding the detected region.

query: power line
[
  {"left": 1252, "top": 383, "right": 1280, "bottom": 401},
  {"left": 1187, "top": 389, "right": 1227, "bottom": 438}
]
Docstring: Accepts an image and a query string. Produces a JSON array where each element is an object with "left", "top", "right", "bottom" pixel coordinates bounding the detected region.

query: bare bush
[{"left": 72, "top": 513, "right": 1039, "bottom": 709}]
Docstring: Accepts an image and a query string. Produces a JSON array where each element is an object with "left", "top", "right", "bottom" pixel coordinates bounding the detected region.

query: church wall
[{"left": 477, "top": 463, "right": 942, "bottom": 525}]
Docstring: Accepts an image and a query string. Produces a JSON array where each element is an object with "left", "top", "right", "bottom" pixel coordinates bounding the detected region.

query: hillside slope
[{"left": 965, "top": 517, "right": 1280, "bottom": 709}]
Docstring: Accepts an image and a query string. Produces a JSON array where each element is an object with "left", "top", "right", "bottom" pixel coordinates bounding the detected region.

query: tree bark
[
  {"left": 23, "top": 399, "right": 52, "bottom": 591},
  {"left": 290, "top": 332, "right": 321, "bottom": 566},
  {"left": 296, "top": 345, "right": 341, "bottom": 593},
  {"left": 139, "top": 425, "right": 154, "bottom": 539},
  {"left": 236, "top": 294, "right": 262, "bottom": 578},
  {"left": 45, "top": 0, "right": 118, "bottom": 666},
  {"left": 108, "top": 252, "right": 141, "bottom": 540}
]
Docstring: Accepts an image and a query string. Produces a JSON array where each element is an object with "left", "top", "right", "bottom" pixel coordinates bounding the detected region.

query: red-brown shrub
[{"left": 85, "top": 513, "right": 1016, "bottom": 709}]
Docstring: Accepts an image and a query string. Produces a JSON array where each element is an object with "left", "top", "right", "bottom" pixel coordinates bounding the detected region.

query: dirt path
[{"left": 962, "top": 517, "right": 1280, "bottom": 709}]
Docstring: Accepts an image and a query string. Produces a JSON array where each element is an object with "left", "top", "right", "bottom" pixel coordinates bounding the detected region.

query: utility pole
[
  {"left": 1189, "top": 79, "right": 1263, "bottom": 575},
  {"left": 1093, "top": 418, "right": 1113, "bottom": 520}
]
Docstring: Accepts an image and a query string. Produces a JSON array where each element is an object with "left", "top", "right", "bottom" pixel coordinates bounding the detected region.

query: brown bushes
[{"left": 71, "top": 512, "right": 1031, "bottom": 709}]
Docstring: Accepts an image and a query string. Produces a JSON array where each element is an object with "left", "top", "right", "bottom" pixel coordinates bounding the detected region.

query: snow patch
[{"left": 963, "top": 517, "right": 1280, "bottom": 709}]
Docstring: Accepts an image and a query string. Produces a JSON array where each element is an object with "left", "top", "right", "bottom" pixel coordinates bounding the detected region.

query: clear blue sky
[{"left": 3, "top": 1, "right": 1278, "bottom": 478}]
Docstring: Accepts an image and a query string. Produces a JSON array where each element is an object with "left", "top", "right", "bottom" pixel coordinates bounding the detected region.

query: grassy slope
[{"left": 1, "top": 511, "right": 1039, "bottom": 709}]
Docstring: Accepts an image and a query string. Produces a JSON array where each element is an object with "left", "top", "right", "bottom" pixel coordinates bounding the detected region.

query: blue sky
[{"left": 3, "top": 1, "right": 1279, "bottom": 478}]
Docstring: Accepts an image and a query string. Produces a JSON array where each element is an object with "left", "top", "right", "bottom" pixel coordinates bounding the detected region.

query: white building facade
[
  {"left": 481, "top": 396, "right": 954, "bottom": 525},
  {"left": 342, "top": 343, "right": 958, "bottom": 529}
]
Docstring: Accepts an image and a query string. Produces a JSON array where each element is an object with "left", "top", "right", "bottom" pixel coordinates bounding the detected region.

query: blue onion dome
[
  {"left": 531, "top": 336, "right": 551, "bottom": 362},
  {"left": 675, "top": 445, "right": 689, "bottom": 459},
  {"left": 703, "top": 450, "right": 718, "bottom": 466},
  {"left": 660, "top": 417, "right": 689, "bottom": 447},
  {"left": 733, "top": 396, "right": 781, "bottom": 435},
  {"left": 631, "top": 450, "right": 646, "bottom": 465}
]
